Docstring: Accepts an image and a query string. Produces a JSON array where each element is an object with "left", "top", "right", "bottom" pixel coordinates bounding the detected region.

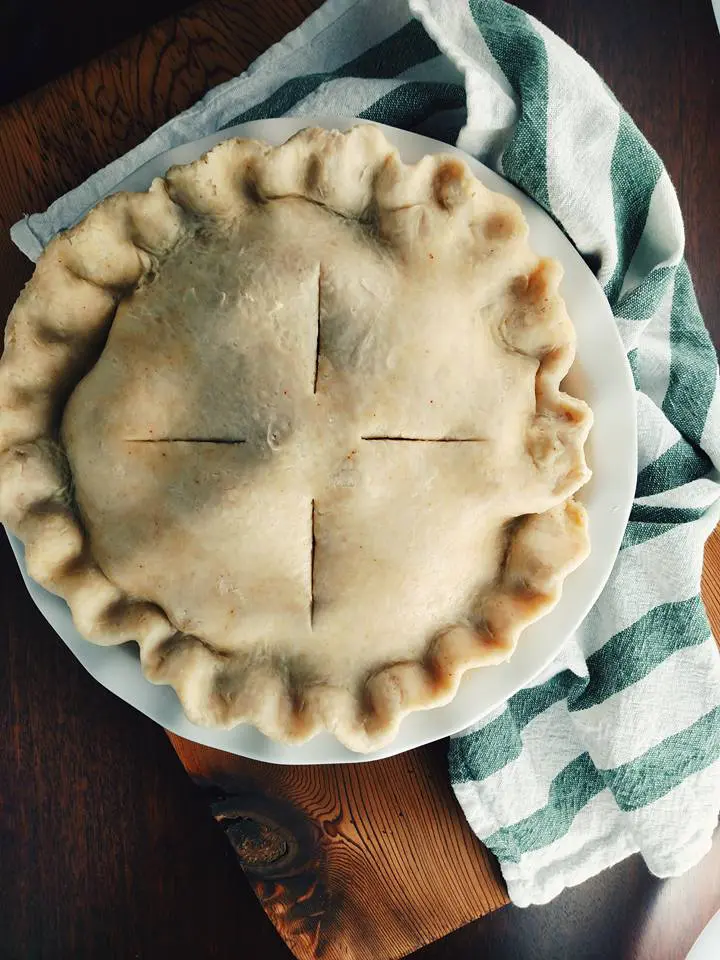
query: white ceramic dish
[
  {"left": 688, "top": 908, "right": 720, "bottom": 960},
  {"left": 5, "top": 117, "right": 637, "bottom": 764}
]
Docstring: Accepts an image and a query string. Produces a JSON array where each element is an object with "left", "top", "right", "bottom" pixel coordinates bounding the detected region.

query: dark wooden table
[{"left": 1, "top": 2, "right": 719, "bottom": 958}]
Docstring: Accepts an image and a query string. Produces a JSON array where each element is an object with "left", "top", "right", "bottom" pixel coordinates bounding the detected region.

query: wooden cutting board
[
  {"left": 170, "top": 735, "right": 507, "bottom": 960},
  {"left": 165, "top": 527, "right": 720, "bottom": 960}
]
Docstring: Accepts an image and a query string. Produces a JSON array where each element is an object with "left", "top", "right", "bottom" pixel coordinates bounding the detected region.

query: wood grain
[
  {"left": 1, "top": 1, "right": 719, "bottom": 959},
  {"left": 170, "top": 737, "right": 506, "bottom": 960},
  {"left": 702, "top": 526, "right": 720, "bottom": 644}
]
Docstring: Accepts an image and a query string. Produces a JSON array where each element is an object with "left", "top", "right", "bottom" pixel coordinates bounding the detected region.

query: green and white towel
[{"left": 11, "top": 0, "right": 720, "bottom": 907}]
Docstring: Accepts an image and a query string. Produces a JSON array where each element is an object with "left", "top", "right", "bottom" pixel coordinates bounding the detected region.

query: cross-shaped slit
[
  {"left": 124, "top": 263, "right": 490, "bottom": 633},
  {"left": 313, "top": 265, "right": 322, "bottom": 395},
  {"left": 361, "top": 436, "right": 487, "bottom": 443},
  {"left": 310, "top": 498, "right": 317, "bottom": 626},
  {"left": 126, "top": 438, "right": 247, "bottom": 444}
]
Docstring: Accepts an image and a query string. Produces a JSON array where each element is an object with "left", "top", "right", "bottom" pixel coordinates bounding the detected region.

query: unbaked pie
[{"left": 0, "top": 125, "right": 591, "bottom": 751}]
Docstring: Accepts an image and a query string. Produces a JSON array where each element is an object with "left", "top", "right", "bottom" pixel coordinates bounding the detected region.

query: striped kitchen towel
[{"left": 11, "top": 0, "right": 720, "bottom": 907}]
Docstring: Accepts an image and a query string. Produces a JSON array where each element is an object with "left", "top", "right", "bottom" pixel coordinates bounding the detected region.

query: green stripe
[
  {"left": 605, "top": 704, "right": 720, "bottom": 812},
  {"left": 629, "top": 503, "right": 705, "bottom": 525},
  {"left": 482, "top": 705, "right": 720, "bottom": 861},
  {"left": 627, "top": 348, "right": 639, "bottom": 386},
  {"left": 507, "top": 670, "right": 577, "bottom": 727},
  {"left": 221, "top": 19, "right": 440, "bottom": 126},
  {"left": 604, "top": 112, "right": 663, "bottom": 307},
  {"left": 636, "top": 440, "right": 713, "bottom": 498},
  {"left": 223, "top": 75, "right": 322, "bottom": 126},
  {"left": 623, "top": 522, "right": 687, "bottom": 550},
  {"left": 622, "top": 504, "right": 707, "bottom": 550},
  {"left": 614, "top": 265, "right": 675, "bottom": 324},
  {"left": 359, "top": 81, "right": 465, "bottom": 129},
  {"left": 662, "top": 260, "right": 718, "bottom": 447},
  {"left": 449, "top": 670, "right": 577, "bottom": 783},
  {"left": 448, "top": 710, "right": 524, "bottom": 784},
  {"left": 413, "top": 105, "right": 469, "bottom": 146},
  {"left": 568, "top": 597, "right": 709, "bottom": 710},
  {"left": 333, "top": 18, "right": 439, "bottom": 78},
  {"left": 483, "top": 754, "right": 604, "bottom": 863},
  {"left": 469, "top": 0, "right": 550, "bottom": 211}
]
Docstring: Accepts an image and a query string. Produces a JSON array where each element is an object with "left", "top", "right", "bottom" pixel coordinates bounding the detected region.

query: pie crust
[{"left": 0, "top": 126, "right": 591, "bottom": 752}]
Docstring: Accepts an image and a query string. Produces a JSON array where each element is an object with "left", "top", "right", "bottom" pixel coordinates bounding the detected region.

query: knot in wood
[{"left": 211, "top": 797, "right": 298, "bottom": 875}]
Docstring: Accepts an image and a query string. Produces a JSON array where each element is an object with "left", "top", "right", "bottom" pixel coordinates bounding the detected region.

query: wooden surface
[
  {"left": 1, "top": 1, "right": 720, "bottom": 959},
  {"left": 0, "top": 0, "right": 184, "bottom": 106},
  {"left": 170, "top": 736, "right": 506, "bottom": 960}
]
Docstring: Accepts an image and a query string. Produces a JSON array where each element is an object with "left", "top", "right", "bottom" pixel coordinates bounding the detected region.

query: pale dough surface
[{"left": 0, "top": 126, "right": 592, "bottom": 751}]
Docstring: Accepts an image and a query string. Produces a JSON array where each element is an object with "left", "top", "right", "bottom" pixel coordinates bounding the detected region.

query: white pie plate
[{"left": 6, "top": 117, "right": 637, "bottom": 764}]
